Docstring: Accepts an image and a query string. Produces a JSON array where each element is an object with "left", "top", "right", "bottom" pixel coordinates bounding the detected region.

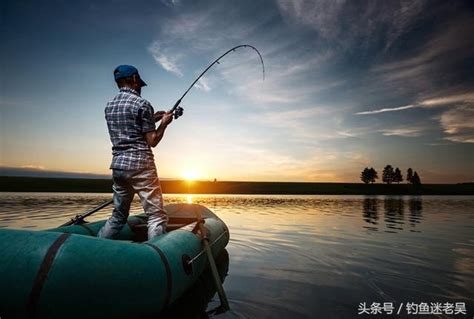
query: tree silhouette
[
  {"left": 361, "top": 167, "right": 379, "bottom": 184},
  {"left": 394, "top": 167, "right": 403, "bottom": 184},
  {"left": 412, "top": 171, "right": 421, "bottom": 186},
  {"left": 369, "top": 167, "right": 378, "bottom": 184},
  {"left": 382, "top": 165, "right": 395, "bottom": 184},
  {"left": 360, "top": 168, "right": 371, "bottom": 184},
  {"left": 407, "top": 168, "right": 413, "bottom": 184}
]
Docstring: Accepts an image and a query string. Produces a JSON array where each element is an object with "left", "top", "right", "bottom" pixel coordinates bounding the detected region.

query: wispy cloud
[
  {"left": 143, "top": 0, "right": 473, "bottom": 181},
  {"left": 276, "top": 0, "right": 347, "bottom": 39},
  {"left": 147, "top": 1, "right": 342, "bottom": 108},
  {"left": 217, "top": 142, "right": 370, "bottom": 182},
  {"left": 2, "top": 0, "right": 473, "bottom": 183},
  {"left": 371, "top": 14, "right": 474, "bottom": 95},
  {"left": 440, "top": 105, "right": 474, "bottom": 143},
  {"left": 148, "top": 41, "right": 183, "bottom": 76},
  {"left": 245, "top": 105, "right": 364, "bottom": 144},
  {"left": 195, "top": 77, "right": 212, "bottom": 92},
  {"left": 161, "top": 0, "right": 180, "bottom": 7},
  {"left": 217, "top": 49, "right": 343, "bottom": 106},
  {"left": 246, "top": 107, "right": 325, "bottom": 128},
  {"left": 357, "top": 92, "right": 474, "bottom": 114},
  {"left": 276, "top": 0, "right": 428, "bottom": 49},
  {"left": 420, "top": 92, "right": 474, "bottom": 107},
  {"left": 356, "top": 91, "right": 474, "bottom": 143},
  {"left": 380, "top": 128, "right": 423, "bottom": 137},
  {"left": 356, "top": 104, "right": 416, "bottom": 115},
  {"left": 20, "top": 164, "right": 46, "bottom": 170}
]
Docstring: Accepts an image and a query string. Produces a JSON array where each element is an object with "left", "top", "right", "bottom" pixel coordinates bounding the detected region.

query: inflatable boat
[{"left": 0, "top": 203, "right": 229, "bottom": 319}]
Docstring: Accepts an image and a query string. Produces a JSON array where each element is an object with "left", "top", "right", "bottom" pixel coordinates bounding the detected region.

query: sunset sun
[{"left": 181, "top": 169, "right": 200, "bottom": 181}]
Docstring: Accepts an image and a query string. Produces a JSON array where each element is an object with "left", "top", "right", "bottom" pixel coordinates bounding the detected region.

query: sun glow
[{"left": 181, "top": 169, "right": 200, "bottom": 181}]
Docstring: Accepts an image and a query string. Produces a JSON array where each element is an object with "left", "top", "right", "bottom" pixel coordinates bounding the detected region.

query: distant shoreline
[{"left": 1, "top": 176, "right": 473, "bottom": 195}]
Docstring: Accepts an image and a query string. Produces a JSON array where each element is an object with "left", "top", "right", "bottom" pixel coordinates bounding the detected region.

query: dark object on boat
[{"left": 0, "top": 204, "right": 229, "bottom": 319}]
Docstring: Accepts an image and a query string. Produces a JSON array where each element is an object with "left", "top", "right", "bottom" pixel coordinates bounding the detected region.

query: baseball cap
[{"left": 113, "top": 65, "right": 147, "bottom": 86}]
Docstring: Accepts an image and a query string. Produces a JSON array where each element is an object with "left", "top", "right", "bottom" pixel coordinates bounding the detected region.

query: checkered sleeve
[{"left": 140, "top": 100, "right": 156, "bottom": 133}]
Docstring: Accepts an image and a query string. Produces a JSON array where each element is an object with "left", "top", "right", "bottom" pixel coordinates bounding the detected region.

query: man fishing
[{"left": 98, "top": 65, "right": 173, "bottom": 240}]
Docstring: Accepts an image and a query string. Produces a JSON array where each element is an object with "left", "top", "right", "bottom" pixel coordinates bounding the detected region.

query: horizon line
[{"left": 1, "top": 166, "right": 472, "bottom": 185}]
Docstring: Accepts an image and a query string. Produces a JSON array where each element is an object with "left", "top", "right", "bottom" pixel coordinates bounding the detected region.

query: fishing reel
[{"left": 173, "top": 106, "right": 184, "bottom": 119}]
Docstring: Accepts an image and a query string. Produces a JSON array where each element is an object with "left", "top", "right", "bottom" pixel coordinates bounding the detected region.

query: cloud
[
  {"left": 371, "top": 14, "right": 474, "bottom": 95},
  {"left": 161, "top": 0, "right": 180, "bottom": 7},
  {"left": 357, "top": 92, "right": 474, "bottom": 115},
  {"left": 439, "top": 105, "right": 474, "bottom": 143},
  {"left": 217, "top": 48, "right": 342, "bottom": 106},
  {"left": 195, "top": 77, "right": 212, "bottom": 92},
  {"left": 276, "top": 0, "right": 428, "bottom": 49},
  {"left": 148, "top": 41, "right": 183, "bottom": 76},
  {"left": 356, "top": 91, "right": 474, "bottom": 142},
  {"left": 20, "top": 164, "right": 46, "bottom": 170},
  {"left": 345, "top": 152, "right": 371, "bottom": 166},
  {"left": 420, "top": 92, "right": 474, "bottom": 107},
  {"left": 152, "top": 3, "right": 271, "bottom": 53},
  {"left": 247, "top": 107, "right": 324, "bottom": 127},
  {"left": 336, "top": 131, "right": 358, "bottom": 138},
  {"left": 219, "top": 141, "right": 368, "bottom": 182},
  {"left": 276, "top": 0, "right": 347, "bottom": 39},
  {"left": 244, "top": 105, "right": 367, "bottom": 144},
  {"left": 144, "top": 0, "right": 474, "bottom": 181},
  {"left": 356, "top": 104, "right": 416, "bottom": 115},
  {"left": 380, "top": 128, "right": 423, "bottom": 137},
  {"left": 384, "top": 0, "right": 426, "bottom": 50},
  {"left": 444, "top": 135, "right": 474, "bottom": 144},
  {"left": 148, "top": 0, "right": 345, "bottom": 108}
]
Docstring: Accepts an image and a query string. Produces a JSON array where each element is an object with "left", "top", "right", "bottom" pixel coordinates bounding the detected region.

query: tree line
[{"left": 360, "top": 166, "right": 421, "bottom": 185}]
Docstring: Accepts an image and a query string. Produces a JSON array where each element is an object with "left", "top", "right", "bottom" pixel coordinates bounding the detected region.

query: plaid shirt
[{"left": 105, "top": 87, "right": 156, "bottom": 170}]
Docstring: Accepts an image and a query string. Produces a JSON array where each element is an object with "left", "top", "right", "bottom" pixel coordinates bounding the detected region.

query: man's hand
[
  {"left": 153, "top": 111, "right": 166, "bottom": 122},
  {"left": 161, "top": 111, "right": 173, "bottom": 126},
  {"left": 145, "top": 111, "right": 173, "bottom": 147}
]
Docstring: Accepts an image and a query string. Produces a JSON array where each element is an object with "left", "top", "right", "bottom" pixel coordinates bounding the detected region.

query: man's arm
[
  {"left": 153, "top": 111, "right": 166, "bottom": 122},
  {"left": 145, "top": 112, "right": 173, "bottom": 147}
]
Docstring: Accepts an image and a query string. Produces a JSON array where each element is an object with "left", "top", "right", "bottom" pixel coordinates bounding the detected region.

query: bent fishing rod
[
  {"left": 169, "top": 44, "right": 265, "bottom": 119},
  {"left": 62, "top": 44, "right": 265, "bottom": 226}
]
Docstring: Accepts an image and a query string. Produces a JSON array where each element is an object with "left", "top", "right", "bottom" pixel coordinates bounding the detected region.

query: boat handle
[{"left": 187, "top": 230, "right": 228, "bottom": 265}]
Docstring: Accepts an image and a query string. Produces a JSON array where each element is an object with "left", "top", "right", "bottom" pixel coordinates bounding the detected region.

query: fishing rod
[
  {"left": 60, "top": 199, "right": 113, "bottom": 227},
  {"left": 169, "top": 44, "right": 265, "bottom": 119},
  {"left": 61, "top": 45, "right": 265, "bottom": 226}
]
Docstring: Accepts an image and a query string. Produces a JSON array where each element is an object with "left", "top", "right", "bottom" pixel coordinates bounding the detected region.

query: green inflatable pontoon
[{"left": 0, "top": 203, "right": 229, "bottom": 319}]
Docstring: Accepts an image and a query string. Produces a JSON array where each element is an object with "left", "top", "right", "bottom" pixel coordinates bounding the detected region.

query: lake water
[{"left": 0, "top": 193, "right": 473, "bottom": 318}]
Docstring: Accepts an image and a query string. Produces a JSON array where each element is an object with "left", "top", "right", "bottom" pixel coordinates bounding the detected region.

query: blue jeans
[{"left": 98, "top": 168, "right": 168, "bottom": 240}]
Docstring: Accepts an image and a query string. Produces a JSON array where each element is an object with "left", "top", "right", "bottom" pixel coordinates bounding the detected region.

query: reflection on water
[
  {"left": 384, "top": 197, "right": 404, "bottom": 232},
  {"left": 362, "top": 198, "right": 378, "bottom": 231},
  {"left": 409, "top": 198, "right": 423, "bottom": 229},
  {"left": 0, "top": 193, "right": 473, "bottom": 318},
  {"left": 362, "top": 197, "right": 424, "bottom": 233}
]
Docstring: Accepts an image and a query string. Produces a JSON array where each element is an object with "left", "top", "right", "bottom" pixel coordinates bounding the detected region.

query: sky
[{"left": 1, "top": 0, "right": 473, "bottom": 183}]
